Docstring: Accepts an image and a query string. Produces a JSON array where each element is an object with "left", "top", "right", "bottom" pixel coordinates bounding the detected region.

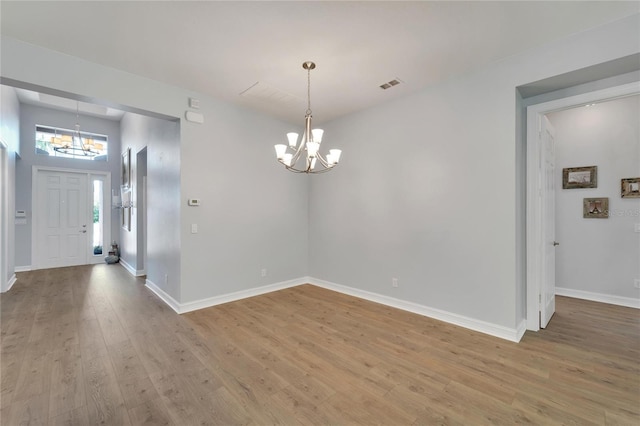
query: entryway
[{"left": 32, "top": 167, "right": 111, "bottom": 269}]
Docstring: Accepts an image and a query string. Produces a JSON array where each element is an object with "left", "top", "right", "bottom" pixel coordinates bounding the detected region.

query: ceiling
[{"left": 1, "top": 1, "right": 638, "bottom": 124}]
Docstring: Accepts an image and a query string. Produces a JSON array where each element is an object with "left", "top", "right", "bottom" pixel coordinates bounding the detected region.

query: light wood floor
[{"left": 1, "top": 265, "right": 638, "bottom": 425}]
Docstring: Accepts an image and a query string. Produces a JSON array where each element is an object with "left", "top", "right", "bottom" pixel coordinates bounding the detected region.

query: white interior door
[
  {"left": 36, "top": 170, "right": 89, "bottom": 269},
  {"left": 540, "top": 116, "right": 557, "bottom": 328},
  {"left": 0, "top": 145, "right": 7, "bottom": 290}
]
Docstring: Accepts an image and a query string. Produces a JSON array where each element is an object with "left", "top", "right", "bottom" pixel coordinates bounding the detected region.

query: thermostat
[{"left": 187, "top": 199, "right": 200, "bottom": 206}]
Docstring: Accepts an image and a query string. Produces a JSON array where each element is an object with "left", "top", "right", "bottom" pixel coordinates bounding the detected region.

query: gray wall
[
  {"left": 14, "top": 104, "right": 121, "bottom": 268},
  {"left": 119, "top": 112, "right": 181, "bottom": 300},
  {"left": 548, "top": 95, "right": 640, "bottom": 299},
  {"left": 0, "top": 85, "right": 19, "bottom": 287}
]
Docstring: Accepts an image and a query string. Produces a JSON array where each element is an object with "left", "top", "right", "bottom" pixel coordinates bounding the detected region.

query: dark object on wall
[
  {"left": 583, "top": 197, "right": 609, "bottom": 219},
  {"left": 621, "top": 177, "right": 640, "bottom": 198},
  {"left": 563, "top": 166, "right": 597, "bottom": 189}
]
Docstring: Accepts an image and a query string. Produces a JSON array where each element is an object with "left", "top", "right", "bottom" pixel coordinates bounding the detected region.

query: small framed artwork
[
  {"left": 583, "top": 197, "right": 609, "bottom": 219},
  {"left": 121, "top": 148, "right": 131, "bottom": 188},
  {"left": 621, "top": 177, "right": 640, "bottom": 198},
  {"left": 563, "top": 166, "right": 597, "bottom": 189}
]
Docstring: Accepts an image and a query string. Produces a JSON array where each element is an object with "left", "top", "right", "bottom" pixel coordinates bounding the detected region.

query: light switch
[
  {"left": 191, "top": 224, "right": 198, "bottom": 234},
  {"left": 635, "top": 223, "right": 640, "bottom": 233}
]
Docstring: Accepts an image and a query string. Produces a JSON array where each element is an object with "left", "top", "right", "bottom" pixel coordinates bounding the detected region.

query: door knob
[{"left": 553, "top": 241, "right": 560, "bottom": 246}]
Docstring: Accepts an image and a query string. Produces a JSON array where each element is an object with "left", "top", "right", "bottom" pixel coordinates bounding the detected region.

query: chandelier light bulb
[
  {"left": 274, "top": 144, "right": 287, "bottom": 160},
  {"left": 287, "top": 132, "right": 299, "bottom": 148}
]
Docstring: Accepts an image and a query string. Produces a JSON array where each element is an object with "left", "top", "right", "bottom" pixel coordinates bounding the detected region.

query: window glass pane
[
  {"left": 35, "top": 125, "right": 108, "bottom": 161},
  {"left": 93, "top": 180, "right": 103, "bottom": 256}
]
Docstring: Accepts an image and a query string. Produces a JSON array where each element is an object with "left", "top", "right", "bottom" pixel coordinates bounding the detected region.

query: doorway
[
  {"left": 526, "top": 82, "right": 640, "bottom": 331},
  {"left": 136, "top": 147, "right": 148, "bottom": 275},
  {"left": 32, "top": 167, "right": 111, "bottom": 269}
]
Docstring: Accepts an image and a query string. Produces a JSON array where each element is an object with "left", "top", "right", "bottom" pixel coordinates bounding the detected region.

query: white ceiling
[{"left": 1, "top": 1, "right": 638, "bottom": 124}]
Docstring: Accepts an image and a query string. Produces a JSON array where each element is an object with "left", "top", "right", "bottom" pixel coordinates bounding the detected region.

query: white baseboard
[
  {"left": 308, "top": 277, "right": 525, "bottom": 342},
  {"left": 145, "top": 276, "right": 308, "bottom": 314},
  {"left": 145, "top": 274, "right": 524, "bottom": 342},
  {"left": 556, "top": 287, "right": 640, "bottom": 309},
  {"left": 145, "top": 278, "right": 181, "bottom": 313},
  {"left": 119, "top": 259, "right": 145, "bottom": 277},
  {"left": 179, "top": 277, "right": 307, "bottom": 313},
  {"left": 2, "top": 274, "right": 17, "bottom": 293},
  {"left": 14, "top": 266, "right": 31, "bottom": 272}
]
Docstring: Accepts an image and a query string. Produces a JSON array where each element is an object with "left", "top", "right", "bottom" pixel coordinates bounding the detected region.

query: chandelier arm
[
  {"left": 315, "top": 153, "right": 331, "bottom": 169},
  {"left": 290, "top": 136, "right": 305, "bottom": 164}
]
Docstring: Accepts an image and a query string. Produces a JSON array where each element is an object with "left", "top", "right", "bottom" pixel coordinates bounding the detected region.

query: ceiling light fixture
[
  {"left": 52, "top": 102, "right": 100, "bottom": 158},
  {"left": 274, "top": 61, "right": 342, "bottom": 173}
]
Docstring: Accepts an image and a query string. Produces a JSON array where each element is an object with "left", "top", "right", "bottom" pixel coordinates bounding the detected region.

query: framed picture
[
  {"left": 121, "top": 148, "right": 131, "bottom": 188},
  {"left": 621, "top": 177, "right": 640, "bottom": 198},
  {"left": 563, "top": 166, "right": 597, "bottom": 189},
  {"left": 583, "top": 197, "right": 609, "bottom": 219}
]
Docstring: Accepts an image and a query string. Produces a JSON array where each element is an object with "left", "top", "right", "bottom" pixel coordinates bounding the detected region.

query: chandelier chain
[{"left": 306, "top": 67, "right": 312, "bottom": 116}]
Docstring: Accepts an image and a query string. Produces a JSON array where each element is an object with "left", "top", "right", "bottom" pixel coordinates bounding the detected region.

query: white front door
[
  {"left": 540, "top": 116, "right": 557, "bottom": 328},
  {"left": 36, "top": 170, "right": 89, "bottom": 269}
]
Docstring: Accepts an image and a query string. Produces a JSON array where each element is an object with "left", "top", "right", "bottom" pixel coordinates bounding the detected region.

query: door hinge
[{"left": 539, "top": 294, "right": 542, "bottom": 305}]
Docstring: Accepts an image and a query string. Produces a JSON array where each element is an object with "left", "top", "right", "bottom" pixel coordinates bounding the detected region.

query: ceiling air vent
[{"left": 379, "top": 79, "right": 402, "bottom": 90}]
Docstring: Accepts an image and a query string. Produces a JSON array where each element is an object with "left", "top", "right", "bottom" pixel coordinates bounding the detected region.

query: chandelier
[
  {"left": 52, "top": 102, "right": 100, "bottom": 158},
  {"left": 274, "top": 61, "right": 342, "bottom": 173}
]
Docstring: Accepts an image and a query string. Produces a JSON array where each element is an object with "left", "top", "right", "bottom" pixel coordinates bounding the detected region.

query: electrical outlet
[
  {"left": 392, "top": 278, "right": 398, "bottom": 288},
  {"left": 261, "top": 269, "right": 267, "bottom": 277},
  {"left": 634, "top": 279, "right": 640, "bottom": 289},
  {"left": 634, "top": 223, "right": 640, "bottom": 233},
  {"left": 164, "top": 274, "right": 168, "bottom": 285}
]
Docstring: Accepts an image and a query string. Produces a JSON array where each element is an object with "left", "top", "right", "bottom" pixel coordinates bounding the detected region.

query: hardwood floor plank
[
  {"left": 127, "top": 397, "right": 175, "bottom": 426},
  {"left": 118, "top": 376, "right": 161, "bottom": 411},
  {"left": 2, "top": 392, "right": 50, "bottom": 426},
  {"left": 12, "top": 339, "right": 53, "bottom": 403},
  {"left": 48, "top": 344, "right": 86, "bottom": 419},
  {"left": 83, "top": 355, "right": 131, "bottom": 425},
  {"left": 49, "top": 405, "right": 90, "bottom": 426}
]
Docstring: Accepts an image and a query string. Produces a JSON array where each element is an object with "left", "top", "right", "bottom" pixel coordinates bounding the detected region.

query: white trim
[
  {"left": 309, "top": 278, "right": 524, "bottom": 342},
  {"left": 145, "top": 278, "right": 181, "bottom": 313},
  {"left": 3, "top": 274, "right": 17, "bottom": 293},
  {"left": 178, "top": 277, "right": 308, "bottom": 314},
  {"left": 526, "top": 81, "right": 640, "bottom": 332},
  {"left": 14, "top": 266, "right": 32, "bottom": 272},
  {"left": 556, "top": 287, "right": 640, "bottom": 309},
  {"left": 119, "top": 258, "right": 145, "bottom": 277},
  {"left": 516, "top": 319, "right": 527, "bottom": 341}
]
